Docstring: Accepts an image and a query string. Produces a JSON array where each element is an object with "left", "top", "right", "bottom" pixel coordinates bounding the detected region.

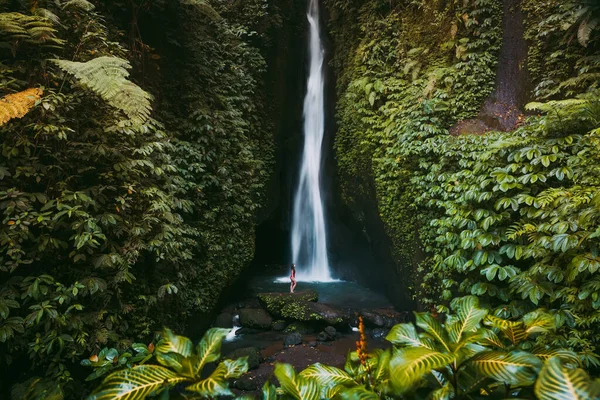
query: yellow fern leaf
[{"left": 0, "top": 88, "right": 43, "bottom": 126}]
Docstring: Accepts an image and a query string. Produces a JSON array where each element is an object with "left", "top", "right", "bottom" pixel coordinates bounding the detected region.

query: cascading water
[{"left": 290, "top": 0, "right": 333, "bottom": 282}]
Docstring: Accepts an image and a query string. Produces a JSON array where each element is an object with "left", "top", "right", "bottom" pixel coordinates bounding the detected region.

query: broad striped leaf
[
  {"left": 274, "top": 364, "right": 320, "bottom": 400},
  {"left": 530, "top": 347, "right": 579, "bottom": 365},
  {"left": 88, "top": 365, "right": 186, "bottom": 400},
  {"left": 485, "top": 316, "right": 527, "bottom": 345},
  {"left": 372, "top": 349, "right": 391, "bottom": 384},
  {"left": 186, "top": 362, "right": 231, "bottom": 397},
  {"left": 386, "top": 323, "right": 430, "bottom": 348},
  {"left": 535, "top": 357, "right": 598, "bottom": 400},
  {"left": 430, "top": 382, "right": 454, "bottom": 400},
  {"left": 263, "top": 382, "right": 277, "bottom": 400},
  {"left": 336, "top": 385, "right": 379, "bottom": 400},
  {"left": 389, "top": 347, "right": 455, "bottom": 392},
  {"left": 194, "top": 328, "right": 229, "bottom": 376},
  {"left": 323, "top": 384, "right": 345, "bottom": 399},
  {"left": 470, "top": 350, "right": 542, "bottom": 386},
  {"left": 523, "top": 310, "right": 555, "bottom": 335},
  {"left": 448, "top": 296, "right": 488, "bottom": 343},
  {"left": 415, "top": 312, "right": 451, "bottom": 352},
  {"left": 223, "top": 357, "right": 249, "bottom": 379},
  {"left": 156, "top": 328, "right": 192, "bottom": 357},
  {"left": 299, "top": 363, "right": 355, "bottom": 389}
]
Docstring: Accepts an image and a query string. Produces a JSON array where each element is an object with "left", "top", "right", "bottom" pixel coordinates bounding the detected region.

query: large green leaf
[
  {"left": 530, "top": 347, "right": 579, "bottom": 365},
  {"left": 535, "top": 357, "right": 598, "bottom": 400},
  {"left": 298, "top": 363, "right": 355, "bottom": 389},
  {"left": 336, "top": 385, "right": 379, "bottom": 400},
  {"left": 186, "top": 361, "right": 232, "bottom": 397},
  {"left": 223, "top": 357, "right": 249, "bottom": 379},
  {"left": 372, "top": 348, "right": 391, "bottom": 389},
  {"left": 156, "top": 328, "right": 192, "bottom": 358},
  {"left": 469, "top": 350, "right": 542, "bottom": 386},
  {"left": 88, "top": 365, "right": 187, "bottom": 400},
  {"left": 194, "top": 328, "right": 229, "bottom": 376},
  {"left": 448, "top": 296, "right": 488, "bottom": 343},
  {"left": 484, "top": 315, "right": 527, "bottom": 346},
  {"left": 415, "top": 312, "right": 451, "bottom": 352},
  {"left": 386, "top": 323, "right": 431, "bottom": 348},
  {"left": 263, "top": 382, "right": 277, "bottom": 400},
  {"left": 274, "top": 363, "right": 320, "bottom": 400},
  {"left": 389, "top": 347, "right": 455, "bottom": 392}
]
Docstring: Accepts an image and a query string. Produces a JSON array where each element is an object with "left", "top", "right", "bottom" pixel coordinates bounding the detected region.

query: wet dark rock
[
  {"left": 317, "top": 331, "right": 329, "bottom": 342},
  {"left": 360, "top": 309, "right": 409, "bottom": 328},
  {"left": 239, "top": 308, "right": 273, "bottom": 329},
  {"left": 272, "top": 320, "right": 287, "bottom": 331},
  {"left": 370, "top": 328, "right": 389, "bottom": 340},
  {"left": 284, "top": 322, "right": 313, "bottom": 334},
  {"left": 258, "top": 290, "right": 319, "bottom": 316},
  {"left": 233, "top": 375, "right": 259, "bottom": 391},
  {"left": 307, "top": 341, "right": 318, "bottom": 347},
  {"left": 235, "top": 327, "right": 260, "bottom": 335},
  {"left": 236, "top": 298, "right": 261, "bottom": 309},
  {"left": 361, "top": 310, "right": 385, "bottom": 327},
  {"left": 284, "top": 332, "right": 302, "bottom": 347},
  {"left": 214, "top": 312, "right": 233, "bottom": 328},
  {"left": 324, "top": 326, "right": 337, "bottom": 337},
  {"left": 225, "top": 347, "right": 261, "bottom": 370}
]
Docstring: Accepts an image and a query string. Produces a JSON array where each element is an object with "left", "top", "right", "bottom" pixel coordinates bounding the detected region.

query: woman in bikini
[{"left": 290, "top": 263, "right": 297, "bottom": 293}]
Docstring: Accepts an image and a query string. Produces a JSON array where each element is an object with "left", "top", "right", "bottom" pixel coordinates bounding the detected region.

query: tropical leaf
[
  {"left": 156, "top": 328, "right": 192, "bottom": 358},
  {"left": 535, "top": 357, "right": 599, "bottom": 400},
  {"left": 298, "top": 363, "right": 355, "bottom": 389},
  {"left": 263, "top": 382, "right": 277, "bottom": 400},
  {"left": 522, "top": 310, "right": 555, "bottom": 335},
  {"left": 186, "top": 362, "right": 232, "bottom": 397},
  {"left": 430, "top": 382, "right": 454, "bottom": 400},
  {"left": 274, "top": 363, "right": 320, "bottom": 400},
  {"left": 389, "top": 347, "right": 455, "bottom": 392},
  {"left": 415, "top": 312, "right": 451, "bottom": 351},
  {"left": 223, "top": 357, "right": 249, "bottom": 379},
  {"left": 335, "top": 385, "right": 379, "bottom": 400},
  {"left": 194, "top": 328, "right": 229, "bottom": 376},
  {"left": 0, "top": 88, "right": 43, "bottom": 126},
  {"left": 88, "top": 365, "right": 187, "bottom": 400},
  {"left": 469, "top": 350, "right": 542, "bottom": 386},
  {"left": 51, "top": 57, "right": 152, "bottom": 124},
  {"left": 484, "top": 315, "right": 527, "bottom": 345},
  {"left": 448, "top": 296, "right": 488, "bottom": 343},
  {"left": 386, "top": 323, "right": 431, "bottom": 348},
  {"left": 530, "top": 347, "right": 580, "bottom": 365}
]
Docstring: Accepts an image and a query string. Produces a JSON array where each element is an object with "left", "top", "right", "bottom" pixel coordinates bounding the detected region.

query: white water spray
[{"left": 290, "top": 0, "right": 333, "bottom": 282}]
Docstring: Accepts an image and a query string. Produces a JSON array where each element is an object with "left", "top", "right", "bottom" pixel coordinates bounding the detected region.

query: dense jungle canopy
[{"left": 0, "top": 0, "right": 599, "bottom": 399}]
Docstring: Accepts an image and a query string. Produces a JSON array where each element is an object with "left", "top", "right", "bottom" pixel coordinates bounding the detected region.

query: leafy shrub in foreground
[{"left": 84, "top": 297, "right": 598, "bottom": 400}]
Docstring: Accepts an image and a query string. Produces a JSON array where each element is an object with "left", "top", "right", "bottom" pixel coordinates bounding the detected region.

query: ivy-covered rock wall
[
  {"left": 325, "top": 0, "right": 600, "bottom": 360},
  {"left": 0, "top": 0, "right": 297, "bottom": 396}
]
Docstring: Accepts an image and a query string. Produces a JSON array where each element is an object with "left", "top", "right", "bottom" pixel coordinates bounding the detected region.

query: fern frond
[
  {"left": 0, "top": 12, "right": 63, "bottom": 48},
  {"left": 0, "top": 87, "right": 43, "bottom": 126},
  {"left": 51, "top": 57, "right": 153, "bottom": 124},
  {"left": 61, "top": 0, "right": 95, "bottom": 11},
  {"left": 33, "top": 8, "right": 60, "bottom": 24}
]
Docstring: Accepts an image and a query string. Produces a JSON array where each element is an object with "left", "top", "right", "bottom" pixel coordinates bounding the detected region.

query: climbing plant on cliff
[
  {"left": 326, "top": 0, "right": 600, "bottom": 360},
  {"left": 0, "top": 0, "right": 275, "bottom": 397}
]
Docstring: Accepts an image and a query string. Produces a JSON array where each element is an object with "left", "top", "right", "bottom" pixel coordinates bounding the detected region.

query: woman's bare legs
[{"left": 290, "top": 279, "right": 297, "bottom": 293}]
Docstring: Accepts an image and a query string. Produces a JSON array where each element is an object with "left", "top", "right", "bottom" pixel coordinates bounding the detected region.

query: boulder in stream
[
  {"left": 257, "top": 290, "right": 319, "bottom": 315},
  {"left": 239, "top": 308, "right": 273, "bottom": 329},
  {"left": 214, "top": 312, "right": 233, "bottom": 328},
  {"left": 284, "top": 332, "right": 302, "bottom": 347},
  {"left": 225, "top": 347, "right": 261, "bottom": 370}
]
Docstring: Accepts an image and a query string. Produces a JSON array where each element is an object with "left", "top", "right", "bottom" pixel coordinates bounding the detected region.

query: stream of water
[{"left": 291, "top": 0, "right": 332, "bottom": 282}]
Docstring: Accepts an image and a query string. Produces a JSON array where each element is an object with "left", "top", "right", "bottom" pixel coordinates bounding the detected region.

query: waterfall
[{"left": 290, "top": 0, "right": 333, "bottom": 282}]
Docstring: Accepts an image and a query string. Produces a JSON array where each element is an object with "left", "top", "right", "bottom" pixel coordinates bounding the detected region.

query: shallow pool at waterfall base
[{"left": 248, "top": 275, "right": 391, "bottom": 310}]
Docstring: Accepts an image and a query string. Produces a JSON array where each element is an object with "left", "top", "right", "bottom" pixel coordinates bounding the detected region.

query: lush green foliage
[
  {"left": 268, "top": 298, "right": 599, "bottom": 399},
  {"left": 325, "top": 0, "right": 600, "bottom": 359},
  {"left": 88, "top": 301, "right": 598, "bottom": 399},
  {"left": 87, "top": 328, "right": 247, "bottom": 400},
  {"left": 0, "top": 0, "right": 275, "bottom": 397}
]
